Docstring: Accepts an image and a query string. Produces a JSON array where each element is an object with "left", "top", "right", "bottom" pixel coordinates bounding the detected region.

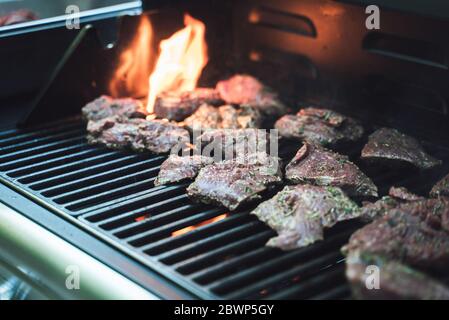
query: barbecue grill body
[{"left": 0, "top": 0, "right": 449, "bottom": 299}]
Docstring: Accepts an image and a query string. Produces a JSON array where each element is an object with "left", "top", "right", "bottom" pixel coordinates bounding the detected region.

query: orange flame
[
  {"left": 146, "top": 14, "right": 208, "bottom": 113},
  {"left": 110, "top": 16, "right": 154, "bottom": 98},
  {"left": 171, "top": 214, "right": 227, "bottom": 237}
]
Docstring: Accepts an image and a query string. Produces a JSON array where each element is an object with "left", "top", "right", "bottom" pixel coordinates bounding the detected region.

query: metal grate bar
[
  {"left": 39, "top": 156, "right": 164, "bottom": 198},
  {"left": 112, "top": 204, "right": 205, "bottom": 239},
  {"left": 81, "top": 187, "right": 188, "bottom": 224},
  {"left": 65, "top": 177, "right": 157, "bottom": 212},
  {"left": 126, "top": 208, "right": 226, "bottom": 247},
  {"left": 6, "top": 147, "right": 110, "bottom": 178},
  {"left": 17, "top": 150, "right": 123, "bottom": 184},
  {"left": 308, "top": 283, "right": 351, "bottom": 300},
  {"left": 0, "top": 121, "right": 82, "bottom": 147},
  {"left": 28, "top": 153, "right": 148, "bottom": 191},
  {"left": 173, "top": 229, "right": 275, "bottom": 275},
  {"left": 206, "top": 231, "right": 351, "bottom": 296},
  {"left": 141, "top": 213, "right": 251, "bottom": 256},
  {"left": 266, "top": 264, "right": 347, "bottom": 300},
  {"left": 0, "top": 142, "right": 91, "bottom": 172},
  {"left": 53, "top": 166, "right": 160, "bottom": 205},
  {"left": 0, "top": 135, "right": 85, "bottom": 164},
  {"left": 0, "top": 128, "right": 83, "bottom": 155},
  {"left": 158, "top": 220, "right": 267, "bottom": 265}
]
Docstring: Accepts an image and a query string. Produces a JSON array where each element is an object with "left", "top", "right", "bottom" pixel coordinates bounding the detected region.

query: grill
[
  {"left": 1, "top": 117, "right": 448, "bottom": 299},
  {"left": 2, "top": 0, "right": 449, "bottom": 300}
]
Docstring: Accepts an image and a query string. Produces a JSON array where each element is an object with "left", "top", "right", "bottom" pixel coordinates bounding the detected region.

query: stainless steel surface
[
  {"left": 0, "top": 1, "right": 142, "bottom": 36},
  {"left": 0, "top": 0, "right": 139, "bottom": 19},
  {"left": 0, "top": 202, "right": 158, "bottom": 299}
]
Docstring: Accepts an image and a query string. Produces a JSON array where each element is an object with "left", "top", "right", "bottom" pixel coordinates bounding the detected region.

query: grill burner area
[{"left": 1, "top": 118, "right": 449, "bottom": 299}]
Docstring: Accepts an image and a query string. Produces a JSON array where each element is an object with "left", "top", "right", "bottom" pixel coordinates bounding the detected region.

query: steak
[
  {"left": 275, "top": 107, "right": 364, "bottom": 148},
  {"left": 251, "top": 185, "right": 360, "bottom": 250},
  {"left": 82, "top": 95, "right": 146, "bottom": 122},
  {"left": 388, "top": 186, "right": 424, "bottom": 201},
  {"left": 187, "top": 153, "right": 282, "bottom": 211},
  {"left": 430, "top": 173, "right": 449, "bottom": 198},
  {"left": 342, "top": 209, "right": 449, "bottom": 272},
  {"left": 154, "top": 155, "right": 214, "bottom": 186},
  {"left": 360, "top": 186, "right": 424, "bottom": 222},
  {"left": 285, "top": 142, "right": 378, "bottom": 197},
  {"left": 0, "top": 9, "right": 36, "bottom": 26},
  {"left": 361, "top": 128, "right": 441, "bottom": 170},
  {"left": 346, "top": 251, "right": 449, "bottom": 300},
  {"left": 184, "top": 104, "right": 262, "bottom": 131},
  {"left": 196, "top": 128, "right": 272, "bottom": 160},
  {"left": 154, "top": 88, "right": 223, "bottom": 121},
  {"left": 87, "top": 116, "right": 190, "bottom": 154},
  {"left": 216, "top": 74, "right": 287, "bottom": 116}
]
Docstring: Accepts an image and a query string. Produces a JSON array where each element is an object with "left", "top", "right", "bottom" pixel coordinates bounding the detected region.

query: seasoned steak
[
  {"left": 275, "top": 107, "right": 364, "bottom": 148},
  {"left": 82, "top": 95, "right": 146, "bottom": 122},
  {"left": 87, "top": 116, "right": 189, "bottom": 154},
  {"left": 430, "top": 173, "right": 449, "bottom": 198},
  {"left": 346, "top": 251, "right": 449, "bottom": 300},
  {"left": 196, "top": 128, "right": 272, "bottom": 160},
  {"left": 184, "top": 104, "right": 262, "bottom": 131},
  {"left": 154, "top": 155, "right": 214, "bottom": 186},
  {"left": 154, "top": 88, "right": 223, "bottom": 121},
  {"left": 216, "top": 74, "right": 287, "bottom": 116},
  {"left": 285, "top": 142, "right": 378, "bottom": 197},
  {"left": 342, "top": 209, "right": 449, "bottom": 272},
  {"left": 388, "top": 186, "right": 424, "bottom": 201},
  {"left": 0, "top": 9, "right": 36, "bottom": 26},
  {"left": 187, "top": 153, "right": 282, "bottom": 211},
  {"left": 360, "top": 186, "right": 424, "bottom": 222},
  {"left": 361, "top": 128, "right": 441, "bottom": 170},
  {"left": 251, "top": 185, "right": 360, "bottom": 250}
]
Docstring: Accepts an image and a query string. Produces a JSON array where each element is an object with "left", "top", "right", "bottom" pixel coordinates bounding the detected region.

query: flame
[
  {"left": 135, "top": 214, "right": 150, "bottom": 222},
  {"left": 110, "top": 16, "right": 154, "bottom": 98},
  {"left": 171, "top": 214, "right": 227, "bottom": 237},
  {"left": 146, "top": 14, "right": 208, "bottom": 113}
]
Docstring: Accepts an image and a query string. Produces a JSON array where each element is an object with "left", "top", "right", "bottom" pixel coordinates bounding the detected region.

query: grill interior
[{"left": 1, "top": 117, "right": 449, "bottom": 299}]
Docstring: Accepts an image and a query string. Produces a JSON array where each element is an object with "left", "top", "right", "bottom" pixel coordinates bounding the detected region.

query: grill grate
[{"left": 1, "top": 118, "right": 448, "bottom": 299}]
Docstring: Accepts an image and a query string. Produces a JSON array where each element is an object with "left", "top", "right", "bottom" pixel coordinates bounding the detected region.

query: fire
[
  {"left": 110, "top": 16, "right": 154, "bottom": 98},
  {"left": 171, "top": 214, "right": 228, "bottom": 237},
  {"left": 146, "top": 14, "right": 208, "bottom": 113}
]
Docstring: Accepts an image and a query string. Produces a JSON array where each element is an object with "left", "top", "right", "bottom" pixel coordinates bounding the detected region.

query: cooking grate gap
[
  {"left": 65, "top": 178, "right": 157, "bottom": 211},
  {"left": 192, "top": 247, "right": 281, "bottom": 285},
  {"left": 0, "top": 121, "right": 82, "bottom": 146},
  {"left": 174, "top": 229, "right": 275, "bottom": 275},
  {"left": 264, "top": 264, "right": 346, "bottom": 300},
  {"left": 142, "top": 213, "right": 252, "bottom": 256},
  {"left": 53, "top": 167, "right": 160, "bottom": 205},
  {"left": 0, "top": 143, "right": 92, "bottom": 172},
  {"left": 17, "top": 151, "right": 124, "bottom": 184},
  {"left": 307, "top": 282, "right": 350, "bottom": 300},
  {"left": 0, "top": 128, "right": 84, "bottom": 155},
  {"left": 113, "top": 204, "right": 208, "bottom": 239},
  {"left": 126, "top": 208, "right": 226, "bottom": 247},
  {"left": 0, "top": 136, "right": 85, "bottom": 164},
  {"left": 6, "top": 147, "right": 110, "bottom": 178},
  {"left": 159, "top": 220, "right": 268, "bottom": 265},
  {"left": 28, "top": 153, "right": 149, "bottom": 191},
  {"left": 40, "top": 156, "right": 164, "bottom": 198},
  {"left": 99, "top": 190, "right": 188, "bottom": 231},
  {"left": 82, "top": 186, "right": 188, "bottom": 224},
  {"left": 208, "top": 232, "right": 349, "bottom": 296}
]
